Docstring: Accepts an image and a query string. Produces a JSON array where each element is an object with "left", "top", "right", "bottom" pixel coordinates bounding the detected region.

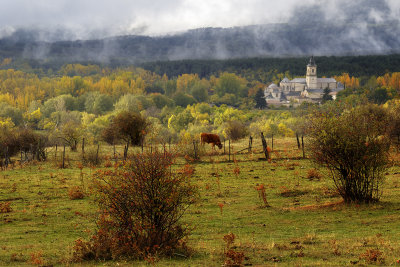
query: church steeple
[
  {"left": 306, "top": 56, "right": 317, "bottom": 89},
  {"left": 308, "top": 55, "right": 316, "bottom": 66}
]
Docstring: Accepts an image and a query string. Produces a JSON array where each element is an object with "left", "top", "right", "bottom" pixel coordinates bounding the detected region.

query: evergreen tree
[
  {"left": 254, "top": 88, "right": 267, "bottom": 109},
  {"left": 322, "top": 87, "right": 333, "bottom": 103}
]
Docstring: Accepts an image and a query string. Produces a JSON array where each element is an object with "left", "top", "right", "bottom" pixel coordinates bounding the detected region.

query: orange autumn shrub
[{"left": 72, "top": 151, "right": 198, "bottom": 262}]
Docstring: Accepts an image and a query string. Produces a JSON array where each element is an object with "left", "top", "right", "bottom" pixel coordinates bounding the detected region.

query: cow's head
[{"left": 217, "top": 142, "right": 223, "bottom": 149}]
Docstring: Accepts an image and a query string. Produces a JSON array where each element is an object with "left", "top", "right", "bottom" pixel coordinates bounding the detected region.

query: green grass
[{"left": 1, "top": 138, "right": 400, "bottom": 266}]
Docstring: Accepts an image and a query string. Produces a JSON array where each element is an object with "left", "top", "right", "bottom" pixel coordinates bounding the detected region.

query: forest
[{"left": 0, "top": 55, "right": 398, "bottom": 148}]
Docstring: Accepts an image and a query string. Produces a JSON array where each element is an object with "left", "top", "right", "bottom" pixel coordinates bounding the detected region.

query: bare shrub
[
  {"left": 177, "top": 135, "right": 205, "bottom": 160},
  {"left": 72, "top": 151, "right": 198, "bottom": 262},
  {"left": 82, "top": 146, "right": 102, "bottom": 166},
  {"left": 308, "top": 104, "right": 391, "bottom": 203},
  {"left": 0, "top": 127, "right": 47, "bottom": 162},
  {"left": 224, "top": 121, "right": 248, "bottom": 141}
]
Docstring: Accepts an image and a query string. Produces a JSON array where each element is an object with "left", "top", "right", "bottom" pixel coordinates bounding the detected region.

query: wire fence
[{"left": 0, "top": 133, "right": 307, "bottom": 171}]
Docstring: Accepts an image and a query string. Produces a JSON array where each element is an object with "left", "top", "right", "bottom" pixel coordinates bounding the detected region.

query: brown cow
[{"left": 200, "top": 133, "right": 223, "bottom": 149}]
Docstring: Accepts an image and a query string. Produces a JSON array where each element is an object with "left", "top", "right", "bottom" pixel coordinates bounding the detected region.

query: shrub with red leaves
[{"left": 72, "top": 151, "right": 198, "bottom": 262}]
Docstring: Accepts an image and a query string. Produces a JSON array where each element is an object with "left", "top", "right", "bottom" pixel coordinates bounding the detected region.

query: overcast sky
[{"left": 0, "top": 0, "right": 399, "bottom": 40}]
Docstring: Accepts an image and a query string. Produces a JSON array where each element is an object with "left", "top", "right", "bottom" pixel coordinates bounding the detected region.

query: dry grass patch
[
  {"left": 68, "top": 186, "right": 85, "bottom": 200},
  {"left": 0, "top": 202, "right": 12, "bottom": 213}
]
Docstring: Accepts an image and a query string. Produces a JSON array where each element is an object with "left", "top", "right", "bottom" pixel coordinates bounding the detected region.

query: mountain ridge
[{"left": 1, "top": 21, "right": 400, "bottom": 63}]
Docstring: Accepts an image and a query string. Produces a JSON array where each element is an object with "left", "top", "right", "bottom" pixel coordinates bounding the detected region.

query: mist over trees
[{"left": 1, "top": 0, "right": 400, "bottom": 63}]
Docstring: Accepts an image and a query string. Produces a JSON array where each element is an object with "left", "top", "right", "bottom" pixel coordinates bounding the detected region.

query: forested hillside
[
  {"left": 140, "top": 55, "right": 400, "bottom": 79},
  {"left": 1, "top": 21, "right": 400, "bottom": 64}
]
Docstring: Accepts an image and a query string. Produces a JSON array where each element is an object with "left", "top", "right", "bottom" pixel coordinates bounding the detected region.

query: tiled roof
[
  {"left": 290, "top": 78, "right": 306, "bottom": 83},
  {"left": 268, "top": 83, "right": 278, "bottom": 88},
  {"left": 317, "top": 78, "right": 336, "bottom": 83}
]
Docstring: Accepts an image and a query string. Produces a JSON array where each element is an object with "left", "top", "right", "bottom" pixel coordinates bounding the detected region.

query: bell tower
[{"left": 306, "top": 56, "right": 317, "bottom": 89}]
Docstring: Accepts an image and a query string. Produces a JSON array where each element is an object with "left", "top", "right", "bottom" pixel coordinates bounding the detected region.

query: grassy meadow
[{"left": 1, "top": 137, "right": 400, "bottom": 266}]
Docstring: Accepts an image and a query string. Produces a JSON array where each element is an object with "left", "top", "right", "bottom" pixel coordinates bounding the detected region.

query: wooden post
[
  {"left": 223, "top": 139, "right": 226, "bottom": 155},
  {"left": 296, "top": 133, "right": 301, "bottom": 149},
  {"left": 248, "top": 136, "right": 253, "bottom": 153},
  {"left": 82, "top": 138, "right": 85, "bottom": 155},
  {"left": 62, "top": 144, "right": 66, "bottom": 169},
  {"left": 228, "top": 139, "right": 231, "bottom": 162},
  {"left": 124, "top": 140, "right": 129, "bottom": 161},
  {"left": 261, "top": 132, "right": 269, "bottom": 160},
  {"left": 301, "top": 135, "right": 305, "bottom": 159},
  {"left": 55, "top": 144, "right": 57, "bottom": 161},
  {"left": 20, "top": 149, "right": 23, "bottom": 164},
  {"left": 271, "top": 134, "right": 274, "bottom": 151},
  {"left": 169, "top": 137, "right": 171, "bottom": 153},
  {"left": 113, "top": 142, "right": 116, "bottom": 159},
  {"left": 4, "top": 146, "right": 9, "bottom": 168},
  {"left": 193, "top": 140, "right": 197, "bottom": 159},
  {"left": 141, "top": 138, "right": 144, "bottom": 153}
]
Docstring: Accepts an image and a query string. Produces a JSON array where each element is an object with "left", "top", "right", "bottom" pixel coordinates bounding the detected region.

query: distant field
[{"left": 1, "top": 137, "right": 400, "bottom": 266}]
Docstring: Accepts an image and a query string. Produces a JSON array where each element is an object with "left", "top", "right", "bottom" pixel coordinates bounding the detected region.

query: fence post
[
  {"left": 4, "top": 146, "right": 9, "bottom": 168},
  {"left": 261, "top": 132, "right": 269, "bottom": 160},
  {"left": 193, "top": 140, "right": 198, "bottom": 160},
  {"left": 124, "top": 140, "right": 129, "bottom": 161},
  {"left": 301, "top": 135, "right": 305, "bottom": 159},
  {"left": 296, "top": 133, "right": 301, "bottom": 149},
  {"left": 82, "top": 138, "right": 85, "bottom": 155},
  {"left": 248, "top": 136, "right": 253, "bottom": 153},
  {"left": 224, "top": 139, "right": 226, "bottom": 155},
  {"left": 271, "top": 134, "right": 274, "bottom": 151},
  {"left": 228, "top": 139, "right": 231, "bottom": 162},
  {"left": 62, "top": 144, "right": 66, "bottom": 169}
]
